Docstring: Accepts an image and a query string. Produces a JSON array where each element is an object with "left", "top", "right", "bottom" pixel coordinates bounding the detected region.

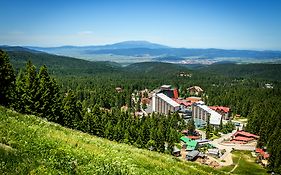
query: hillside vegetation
[
  {"left": 200, "top": 63, "right": 281, "bottom": 81},
  {"left": 0, "top": 47, "right": 121, "bottom": 75},
  {"left": 0, "top": 106, "right": 223, "bottom": 175},
  {"left": 3, "top": 47, "right": 281, "bottom": 81}
]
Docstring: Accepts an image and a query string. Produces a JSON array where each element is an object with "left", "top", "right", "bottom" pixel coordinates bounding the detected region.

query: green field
[
  {"left": 0, "top": 106, "right": 224, "bottom": 175},
  {"left": 219, "top": 150, "right": 267, "bottom": 175}
]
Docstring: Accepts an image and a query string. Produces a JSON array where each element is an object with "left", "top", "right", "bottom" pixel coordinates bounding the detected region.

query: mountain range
[
  {"left": 25, "top": 40, "right": 281, "bottom": 64},
  {"left": 2, "top": 40, "right": 281, "bottom": 65}
]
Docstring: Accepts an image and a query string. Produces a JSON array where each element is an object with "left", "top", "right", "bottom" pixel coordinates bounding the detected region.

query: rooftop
[
  {"left": 208, "top": 149, "right": 219, "bottom": 155},
  {"left": 186, "top": 150, "right": 199, "bottom": 158},
  {"left": 157, "top": 93, "right": 180, "bottom": 107},
  {"left": 186, "top": 96, "right": 202, "bottom": 103},
  {"left": 180, "top": 136, "right": 198, "bottom": 150},
  {"left": 256, "top": 148, "right": 270, "bottom": 159},
  {"left": 197, "top": 104, "right": 222, "bottom": 125},
  {"left": 209, "top": 106, "right": 230, "bottom": 113},
  {"left": 233, "top": 130, "right": 259, "bottom": 139},
  {"left": 161, "top": 85, "right": 172, "bottom": 89},
  {"left": 187, "top": 86, "right": 203, "bottom": 92},
  {"left": 173, "top": 98, "right": 192, "bottom": 107},
  {"left": 233, "top": 136, "right": 254, "bottom": 142}
]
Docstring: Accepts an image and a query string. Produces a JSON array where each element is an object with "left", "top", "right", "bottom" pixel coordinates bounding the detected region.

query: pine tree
[
  {"left": 13, "top": 61, "right": 39, "bottom": 114},
  {"left": 35, "top": 65, "right": 61, "bottom": 121},
  {"left": 13, "top": 69, "right": 25, "bottom": 112},
  {"left": 155, "top": 126, "right": 165, "bottom": 153},
  {"left": 62, "top": 90, "right": 83, "bottom": 129},
  {"left": 104, "top": 120, "right": 113, "bottom": 140},
  {"left": 23, "top": 61, "right": 39, "bottom": 114},
  {"left": 167, "top": 127, "right": 178, "bottom": 153},
  {"left": 123, "top": 129, "right": 131, "bottom": 144},
  {"left": 206, "top": 115, "right": 211, "bottom": 139},
  {"left": 187, "top": 118, "right": 195, "bottom": 135},
  {"left": 0, "top": 50, "right": 15, "bottom": 106}
]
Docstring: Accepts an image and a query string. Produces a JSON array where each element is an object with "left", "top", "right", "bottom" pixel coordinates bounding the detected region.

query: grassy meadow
[
  {"left": 0, "top": 106, "right": 223, "bottom": 175},
  {"left": 219, "top": 150, "right": 267, "bottom": 174}
]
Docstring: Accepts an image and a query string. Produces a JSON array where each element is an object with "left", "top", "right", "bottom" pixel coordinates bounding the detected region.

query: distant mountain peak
[{"left": 106, "top": 40, "right": 170, "bottom": 49}]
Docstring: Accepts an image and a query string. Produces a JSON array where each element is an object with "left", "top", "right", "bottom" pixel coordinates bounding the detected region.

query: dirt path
[
  {"left": 197, "top": 129, "right": 206, "bottom": 139},
  {"left": 230, "top": 156, "right": 242, "bottom": 173}
]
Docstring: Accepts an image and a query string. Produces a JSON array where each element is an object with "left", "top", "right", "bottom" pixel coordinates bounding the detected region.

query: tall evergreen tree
[
  {"left": 187, "top": 118, "right": 195, "bottom": 135},
  {"left": 13, "top": 61, "right": 39, "bottom": 114},
  {"left": 35, "top": 65, "right": 61, "bottom": 121},
  {"left": 23, "top": 61, "right": 39, "bottom": 114},
  {"left": 206, "top": 115, "right": 211, "bottom": 139},
  {"left": 62, "top": 90, "right": 83, "bottom": 129},
  {"left": 0, "top": 50, "right": 15, "bottom": 106},
  {"left": 13, "top": 69, "right": 25, "bottom": 112}
]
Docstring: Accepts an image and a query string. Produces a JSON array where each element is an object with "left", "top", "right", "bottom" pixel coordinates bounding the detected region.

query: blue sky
[{"left": 1, "top": 0, "right": 281, "bottom": 50}]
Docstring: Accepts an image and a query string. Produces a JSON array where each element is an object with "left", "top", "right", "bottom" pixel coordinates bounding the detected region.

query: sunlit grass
[
  {"left": 219, "top": 150, "right": 267, "bottom": 175},
  {"left": 0, "top": 106, "right": 224, "bottom": 175}
]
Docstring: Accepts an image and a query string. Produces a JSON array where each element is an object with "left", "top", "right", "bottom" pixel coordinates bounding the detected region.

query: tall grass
[{"left": 0, "top": 106, "right": 223, "bottom": 174}]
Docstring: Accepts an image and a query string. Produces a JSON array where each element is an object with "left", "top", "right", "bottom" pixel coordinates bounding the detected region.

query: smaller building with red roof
[
  {"left": 255, "top": 148, "right": 270, "bottom": 166},
  {"left": 231, "top": 130, "right": 259, "bottom": 144},
  {"left": 173, "top": 98, "right": 192, "bottom": 108},
  {"left": 209, "top": 106, "right": 231, "bottom": 120},
  {"left": 186, "top": 97, "right": 202, "bottom": 104}
]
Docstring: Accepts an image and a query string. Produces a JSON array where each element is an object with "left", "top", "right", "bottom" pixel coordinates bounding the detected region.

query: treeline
[
  {"left": 246, "top": 96, "right": 281, "bottom": 173},
  {"left": 200, "top": 63, "right": 281, "bottom": 81},
  {"left": 83, "top": 106, "right": 185, "bottom": 152},
  {"left": 0, "top": 50, "right": 185, "bottom": 154},
  {"left": 4, "top": 48, "right": 121, "bottom": 76}
]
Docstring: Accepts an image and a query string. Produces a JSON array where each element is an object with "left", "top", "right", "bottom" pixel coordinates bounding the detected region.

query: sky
[{"left": 1, "top": 0, "right": 281, "bottom": 50}]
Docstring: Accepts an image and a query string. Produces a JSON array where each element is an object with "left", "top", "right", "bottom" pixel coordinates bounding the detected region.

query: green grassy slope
[
  {"left": 0, "top": 106, "right": 223, "bottom": 175},
  {"left": 219, "top": 151, "right": 267, "bottom": 175}
]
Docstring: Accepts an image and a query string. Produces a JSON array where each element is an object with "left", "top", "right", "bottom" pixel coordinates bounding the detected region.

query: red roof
[
  {"left": 173, "top": 98, "right": 192, "bottom": 107},
  {"left": 230, "top": 140, "right": 246, "bottom": 144},
  {"left": 233, "top": 131, "right": 259, "bottom": 139},
  {"left": 209, "top": 106, "right": 230, "bottom": 113},
  {"left": 187, "top": 135, "right": 201, "bottom": 140},
  {"left": 256, "top": 148, "right": 263, "bottom": 153},
  {"left": 256, "top": 148, "right": 270, "bottom": 159},
  {"left": 263, "top": 153, "right": 270, "bottom": 159},
  {"left": 233, "top": 136, "right": 254, "bottom": 142}
]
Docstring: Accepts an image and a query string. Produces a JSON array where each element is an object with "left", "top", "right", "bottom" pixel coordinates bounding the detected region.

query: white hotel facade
[{"left": 152, "top": 93, "right": 180, "bottom": 114}]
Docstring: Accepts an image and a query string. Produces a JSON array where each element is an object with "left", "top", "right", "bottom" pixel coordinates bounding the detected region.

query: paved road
[
  {"left": 197, "top": 129, "right": 206, "bottom": 139},
  {"left": 210, "top": 131, "right": 236, "bottom": 166}
]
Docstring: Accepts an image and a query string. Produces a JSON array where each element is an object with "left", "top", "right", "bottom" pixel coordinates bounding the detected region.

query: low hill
[
  {"left": 125, "top": 62, "right": 189, "bottom": 75},
  {"left": 199, "top": 63, "right": 281, "bottom": 81},
  {"left": 0, "top": 46, "right": 121, "bottom": 75},
  {"left": 0, "top": 106, "right": 223, "bottom": 174}
]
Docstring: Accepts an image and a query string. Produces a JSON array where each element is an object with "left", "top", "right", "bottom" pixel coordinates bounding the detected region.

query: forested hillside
[
  {"left": 200, "top": 63, "right": 281, "bottom": 81},
  {"left": 1, "top": 49, "right": 281, "bottom": 173},
  {"left": 0, "top": 46, "right": 121, "bottom": 75}
]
